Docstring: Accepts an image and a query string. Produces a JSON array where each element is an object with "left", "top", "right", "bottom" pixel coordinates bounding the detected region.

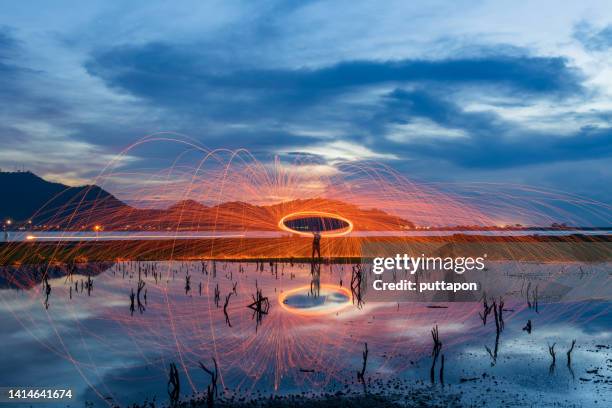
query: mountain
[
  {"left": 167, "top": 199, "right": 209, "bottom": 212},
  {"left": 0, "top": 171, "right": 413, "bottom": 230},
  {"left": 0, "top": 171, "right": 128, "bottom": 225}
]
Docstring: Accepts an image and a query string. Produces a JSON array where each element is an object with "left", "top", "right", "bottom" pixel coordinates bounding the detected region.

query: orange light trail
[{"left": 278, "top": 211, "right": 354, "bottom": 237}]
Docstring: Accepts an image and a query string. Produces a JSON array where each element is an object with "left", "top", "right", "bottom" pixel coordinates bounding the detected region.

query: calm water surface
[{"left": 0, "top": 260, "right": 610, "bottom": 407}]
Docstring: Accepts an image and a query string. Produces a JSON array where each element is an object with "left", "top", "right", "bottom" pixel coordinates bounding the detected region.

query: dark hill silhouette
[
  {"left": 167, "top": 199, "right": 209, "bottom": 212},
  {"left": 0, "top": 171, "right": 127, "bottom": 225},
  {"left": 0, "top": 171, "right": 413, "bottom": 230}
]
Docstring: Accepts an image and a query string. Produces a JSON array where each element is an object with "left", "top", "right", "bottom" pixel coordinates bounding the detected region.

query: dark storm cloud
[
  {"left": 67, "top": 122, "right": 319, "bottom": 160},
  {"left": 86, "top": 42, "right": 583, "bottom": 114},
  {"left": 3, "top": 27, "right": 609, "bottom": 192},
  {"left": 81, "top": 41, "right": 607, "bottom": 171},
  {"left": 363, "top": 88, "right": 612, "bottom": 169}
]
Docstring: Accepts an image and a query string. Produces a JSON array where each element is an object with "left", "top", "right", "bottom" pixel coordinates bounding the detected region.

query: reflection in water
[
  {"left": 279, "top": 285, "right": 351, "bottom": 316},
  {"left": 0, "top": 261, "right": 610, "bottom": 407}
]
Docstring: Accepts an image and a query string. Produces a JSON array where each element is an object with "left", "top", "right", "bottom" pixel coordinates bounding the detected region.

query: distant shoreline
[{"left": 1, "top": 234, "right": 610, "bottom": 265}]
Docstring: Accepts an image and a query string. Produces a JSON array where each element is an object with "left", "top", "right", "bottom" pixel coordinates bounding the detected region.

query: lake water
[{"left": 0, "top": 260, "right": 610, "bottom": 407}]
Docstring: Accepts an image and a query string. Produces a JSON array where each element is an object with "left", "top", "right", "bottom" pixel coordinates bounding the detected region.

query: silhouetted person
[{"left": 312, "top": 231, "right": 321, "bottom": 260}]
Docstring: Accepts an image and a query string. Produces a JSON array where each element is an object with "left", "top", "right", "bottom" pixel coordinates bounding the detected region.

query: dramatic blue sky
[{"left": 0, "top": 1, "right": 611, "bottom": 208}]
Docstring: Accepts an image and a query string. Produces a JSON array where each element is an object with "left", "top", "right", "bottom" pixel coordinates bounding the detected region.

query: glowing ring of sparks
[
  {"left": 278, "top": 211, "right": 353, "bottom": 237},
  {"left": 278, "top": 284, "right": 353, "bottom": 316}
]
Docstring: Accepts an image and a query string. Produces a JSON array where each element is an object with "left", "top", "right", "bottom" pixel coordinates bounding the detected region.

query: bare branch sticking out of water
[
  {"left": 430, "top": 325, "right": 442, "bottom": 384},
  {"left": 526, "top": 283, "right": 539, "bottom": 313},
  {"left": 129, "top": 288, "right": 135, "bottom": 316},
  {"left": 167, "top": 362, "right": 180, "bottom": 406},
  {"left": 185, "top": 274, "right": 191, "bottom": 295},
  {"left": 522, "top": 319, "right": 532, "bottom": 334},
  {"left": 439, "top": 354, "right": 445, "bottom": 386},
  {"left": 566, "top": 339, "right": 576, "bottom": 365},
  {"left": 43, "top": 273, "right": 51, "bottom": 309},
  {"left": 247, "top": 286, "right": 269, "bottom": 331},
  {"left": 199, "top": 358, "right": 218, "bottom": 407},
  {"left": 224, "top": 292, "right": 233, "bottom": 327},
  {"left": 479, "top": 296, "right": 493, "bottom": 326},
  {"left": 567, "top": 339, "right": 576, "bottom": 380},
  {"left": 548, "top": 343, "right": 556, "bottom": 375},
  {"left": 357, "top": 342, "right": 368, "bottom": 391},
  {"left": 137, "top": 280, "right": 146, "bottom": 314},
  {"left": 214, "top": 283, "right": 220, "bottom": 308},
  {"left": 350, "top": 264, "right": 364, "bottom": 309},
  {"left": 492, "top": 298, "right": 504, "bottom": 335}
]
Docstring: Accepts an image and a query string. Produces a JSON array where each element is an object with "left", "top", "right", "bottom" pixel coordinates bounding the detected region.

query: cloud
[
  {"left": 0, "top": 27, "right": 18, "bottom": 58},
  {"left": 0, "top": 27, "right": 135, "bottom": 183},
  {"left": 0, "top": 28, "right": 45, "bottom": 109},
  {"left": 574, "top": 21, "right": 612, "bottom": 51},
  {"left": 386, "top": 119, "right": 467, "bottom": 142},
  {"left": 0, "top": 2, "right": 610, "bottom": 221},
  {"left": 282, "top": 140, "right": 398, "bottom": 162},
  {"left": 86, "top": 44, "right": 584, "bottom": 112},
  {"left": 364, "top": 88, "right": 612, "bottom": 169},
  {"left": 82, "top": 42, "right": 599, "bottom": 167}
]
